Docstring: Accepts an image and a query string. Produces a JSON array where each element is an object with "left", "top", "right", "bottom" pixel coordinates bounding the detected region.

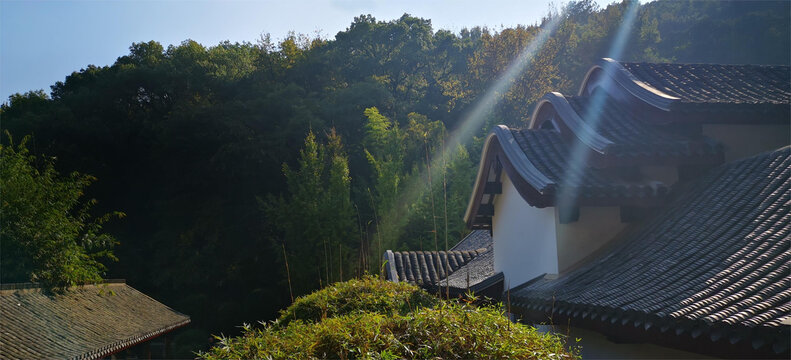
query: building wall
[
  {"left": 702, "top": 124, "right": 790, "bottom": 162},
  {"left": 554, "top": 206, "right": 626, "bottom": 272},
  {"left": 492, "top": 173, "right": 628, "bottom": 288},
  {"left": 492, "top": 173, "right": 558, "bottom": 289}
]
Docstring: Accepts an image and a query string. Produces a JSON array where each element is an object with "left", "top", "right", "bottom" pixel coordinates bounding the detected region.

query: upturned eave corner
[{"left": 579, "top": 58, "right": 679, "bottom": 112}]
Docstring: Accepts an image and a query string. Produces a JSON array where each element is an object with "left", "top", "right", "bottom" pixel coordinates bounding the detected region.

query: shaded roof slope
[
  {"left": 1, "top": 281, "right": 190, "bottom": 360},
  {"left": 529, "top": 92, "right": 725, "bottom": 168},
  {"left": 580, "top": 59, "right": 790, "bottom": 119},
  {"left": 511, "top": 146, "right": 790, "bottom": 352},
  {"left": 565, "top": 95, "right": 722, "bottom": 160},
  {"left": 508, "top": 128, "right": 669, "bottom": 201}
]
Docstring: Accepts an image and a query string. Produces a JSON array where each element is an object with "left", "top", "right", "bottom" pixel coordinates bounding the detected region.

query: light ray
[
  {"left": 556, "top": 0, "right": 640, "bottom": 210},
  {"left": 374, "top": 12, "right": 567, "bottom": 260}
]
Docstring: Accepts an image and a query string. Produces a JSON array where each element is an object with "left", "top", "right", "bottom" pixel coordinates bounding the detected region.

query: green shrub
[
  {"left": 203, "top": 303, "right": 575, "bottom": 359},
  {"left": 276, "top": 275, "right": 439, "bottom": 327},
  {"left": 201, "top": 277, "right": 578, "bottom": 359}
]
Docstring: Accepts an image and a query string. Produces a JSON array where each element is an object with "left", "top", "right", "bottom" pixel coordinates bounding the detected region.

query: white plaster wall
[
  {"left": 554, "top": 206, "right": 626, "bottom": 272},
  {"left": 702, "top": 124, "right": 790, "bottom": 162},
  {"left": 492, "top": 173, "right": 558, "bottom": 289}
]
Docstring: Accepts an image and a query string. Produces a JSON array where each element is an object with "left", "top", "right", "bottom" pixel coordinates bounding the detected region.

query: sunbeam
[
  {"left": 373, "top": 11, "right": 567, "bottom": 262},
  {"left": 556, "top": 0, "right": 640, "bottom": 210}
]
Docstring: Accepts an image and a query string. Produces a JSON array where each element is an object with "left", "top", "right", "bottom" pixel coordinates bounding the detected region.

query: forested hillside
[{"left": 2, "top": 0, "right": 787, "bottom": 355}]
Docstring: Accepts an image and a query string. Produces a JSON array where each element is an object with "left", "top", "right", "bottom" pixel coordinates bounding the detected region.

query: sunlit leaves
[
  {"left": 200, "top": 277, "right": 578, "bottom": 360},
  {"left": 0, "top": 134, "right": 122, "bottom": 291}
]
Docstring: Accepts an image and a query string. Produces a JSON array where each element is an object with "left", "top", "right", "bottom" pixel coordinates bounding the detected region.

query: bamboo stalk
[
  {"left": 442, "top": 134, "right": 450, "bottom": 300},
  {"left": 282, "top": 243, "right": 294, "bottom": 304}
]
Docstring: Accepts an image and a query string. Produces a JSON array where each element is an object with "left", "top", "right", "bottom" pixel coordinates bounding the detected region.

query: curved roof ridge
[
  {"left": 528, "top": 92, "right": 614, "bottom": 154},
  {"left": 492, "top": 125, "right": 555, "bottom": 191},
  {"left": 579, "top": 58, "right": 679, "bottom": 111},
  {"left": 580, "top": 58, "right": 791, "bottom": 112},
  {"left": 464, "top": 125, "right": 671, "bottom": 227},
  {"left": 529, "top": 91, "right": 724, "bottom": 167}
]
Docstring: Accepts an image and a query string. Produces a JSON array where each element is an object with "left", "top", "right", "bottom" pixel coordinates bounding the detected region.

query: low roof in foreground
[
  {"left": 0, "top": 280, "right": 190, "bottom": 360},
  {"left": 384, "top": 230, "right": 503, "bottom": 295}
]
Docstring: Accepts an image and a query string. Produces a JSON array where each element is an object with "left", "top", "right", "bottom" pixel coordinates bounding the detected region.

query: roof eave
[
  {"left": 529, "top": 92, "right": 615, "bottom": 155},
  {"left": 88, "top": 318, "right": 191, "bottom": 360},
  {"left": 580, "top": 58, "right": 679, "bottom": 112},
  {"left": 464, "top": 126, "right": 557, "bottom": 228},
  {"left": 511, "top": 300, "right": 790, "bottom": 359}
]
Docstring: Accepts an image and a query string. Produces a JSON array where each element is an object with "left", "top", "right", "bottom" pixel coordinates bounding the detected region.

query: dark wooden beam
[
  {"left": 484, "top": 181, "right": 502, "bottom": 194},
  {"left": 474, "top": 216, "right": 492, "bottom": 226},
  {"left": 477, "top": 204, "right": 494, "bottom": 216}
]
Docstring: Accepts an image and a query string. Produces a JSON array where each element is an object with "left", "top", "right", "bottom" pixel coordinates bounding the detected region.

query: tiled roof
[
  {"left": 511, "top": 147, "right": 790, "bottom": 352},
  {"left": 387, "top": 249, "right": 487, "bottom": 285},
  {"left": 509, "top": 128, "right": 669, "bottom": 200},
  {"left": 441, "top": 248, "right": 500, "bottom": 291},
  {"left": 450, "top": 230, "right": 492, "bottom": 251},
  {"left": 620, "top": 62, "right": 791, "bottom": 105},
  {"left": 565, "top": 95, "right": 722, "bottom": 159},
  {"left": 385, "top": 230, "right": 501, "bottom": 293},
  {"left": 0, "top": 281, "right": 190, "bottom": 360}
]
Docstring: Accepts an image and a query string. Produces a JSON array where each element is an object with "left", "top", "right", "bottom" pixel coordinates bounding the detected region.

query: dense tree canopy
[{"left": 1, "top": 0, "right": 787, "bottom": 355}]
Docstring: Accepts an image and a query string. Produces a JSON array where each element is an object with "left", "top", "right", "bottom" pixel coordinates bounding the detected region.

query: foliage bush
[
  {"left": 201, "top": 277, "right": 577, "bottom": 359},
  {"left": 275, "top": 275, "right": 439, "bottom": 327}
]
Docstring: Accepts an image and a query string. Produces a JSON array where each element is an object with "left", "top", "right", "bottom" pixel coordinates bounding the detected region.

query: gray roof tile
[
  {"left": 385, "top": 230, "right": 500, "bottom": 292},
  {"left": 0, "top": 281, "right": 190, "bottom": 360},
  {"left": 620, "top": 62, "right": 790, "bottom": 105},
  {"left": 566, "top": 95, "right": 722, "bottom": 158},
  {"left": 512, "top": 147, "right": 790, "bottom": 331},
  {"left": 509, "top": 129, "right": 670, "bottom": 200}
]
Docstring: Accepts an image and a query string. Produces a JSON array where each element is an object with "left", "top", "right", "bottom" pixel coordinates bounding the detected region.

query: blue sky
[{"left": 0, "top": 0, "right": 615, "bottom": 102}]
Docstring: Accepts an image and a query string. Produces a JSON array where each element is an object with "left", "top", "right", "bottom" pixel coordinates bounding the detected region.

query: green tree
[
  {"left": 265, "top": 130, "right": 356, "bottom": 296},
  {"left": 465, "top": 25, "right": 568, "bottom": 125},
  {"left": 0, "top": 134, "right": 122, "bottom": 291},
  {"left": 362, "top": 107, "right": 408, "bottom": 262},
  {"left": 363, "top": 108, "right": 476, "bottom": 256}
]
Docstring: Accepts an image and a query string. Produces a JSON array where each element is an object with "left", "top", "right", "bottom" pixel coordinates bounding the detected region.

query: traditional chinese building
[{"left": 388, "top": 59, "right": 790, "bottom": 358}]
